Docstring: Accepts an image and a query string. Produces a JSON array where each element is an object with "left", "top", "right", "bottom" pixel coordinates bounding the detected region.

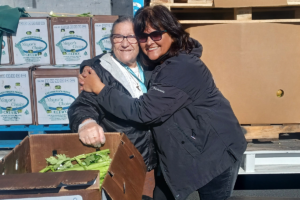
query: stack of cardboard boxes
[
  {"left": 0, "top": 15, "right": 152, "bottom": 200},
  {"left": 2, "top": 16, "right": 118, "bottom": 65},
  {"left": 151, "top": 0, "right": 300, "bottom": 127},
  {"left": 0, "top": 16, "right": 118, "bottom": 125}
]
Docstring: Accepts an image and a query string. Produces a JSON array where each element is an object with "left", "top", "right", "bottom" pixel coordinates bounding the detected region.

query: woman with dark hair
[{"left": 80, "top": 5, "right": 247, "bottom": 200}]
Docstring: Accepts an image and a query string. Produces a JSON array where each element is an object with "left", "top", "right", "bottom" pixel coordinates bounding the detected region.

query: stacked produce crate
[
  {"left": 0, "top": 15, "right": 118, "bottom": 149},
  {"left": 151, "top": 0, "right": 300, "bottom": 174}
]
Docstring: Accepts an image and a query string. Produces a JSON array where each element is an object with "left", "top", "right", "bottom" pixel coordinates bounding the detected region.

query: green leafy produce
[
  {"left": 49, "top": 11, "right": 60, "bottom": 17},
  {"left": 49, "top": 11, "right": 93, "bottom": 17},
  {"left": 40, "top": 149, "right": 111, "bottom": 187},
  {"left": 76, "top": 12, "right": 93, "bottom": 17}
]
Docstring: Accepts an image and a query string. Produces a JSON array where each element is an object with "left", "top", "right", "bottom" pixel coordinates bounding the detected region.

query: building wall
[{"left": 0, "top": 0, "right": 111, "bottom": 17}]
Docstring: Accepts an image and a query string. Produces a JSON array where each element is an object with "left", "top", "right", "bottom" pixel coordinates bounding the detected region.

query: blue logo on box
[
  {"left": 39, "top": 93, "right": 76, "bottom": 111},
  {"left": 0, "top": 93, "right": 29, "bottom": 111},
  {"left": 18, "top": 38, "right": 48, "bottom": 53},
  {"left": 56, "top": 36, "right": 88, "bottom": 55}
]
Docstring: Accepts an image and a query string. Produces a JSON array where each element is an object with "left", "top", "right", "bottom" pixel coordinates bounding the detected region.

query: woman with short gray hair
[{"left": 68, "top": 16, "right": 157, "bottom": 177}]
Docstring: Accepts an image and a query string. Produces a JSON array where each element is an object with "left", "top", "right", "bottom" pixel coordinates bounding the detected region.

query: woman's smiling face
[
  {"left": 139, "top": 25, "right": 173, "bottom": 61},
  {"left": 112, "top": 21, "right": 139, "bottom": 67}
]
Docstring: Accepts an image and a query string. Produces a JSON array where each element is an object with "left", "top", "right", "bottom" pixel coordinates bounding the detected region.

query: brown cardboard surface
[
  {"left": 28, "top": 133, "right": 104, "bottom": 172},
  {"left": 143, "top": 170, "right": 155, "bottom": 198},
  {"left": 185, "top": 22, "right": 300, "bottom": 124},
  {"left": 214, "top": 0, "right": 288, "bottom": 8},
  {"left": 92, "top": 15, "right": 118, "bottom": 57},
  {"left": 0, "top": 190, "right": 101, "bottom": 199},
  {"left": 1, "top": 33, "right": 13, "bottom": 65},
  {"left": 11, "top": 17, "right": 53, "bottom": 65},
  {"left": 102, "top": 133, "right": 146, "bottom": 200},
  {"left": 32, "top": 65, "right": 80, "bottom": 77},
  {"left": 9, "top": 136, "right": 32, "bottom": 174},
  {"left": 0, "top": 65, "right": 35, "bottom": 125},
  {"left": 0, "top": 171, "right": 98, "bottom": 190},
  {"left": 0, "top": 133, "right": 147, "bottom": 200},
  {"left": 51, "top": 17, "right": 92, "bottom": 65}
]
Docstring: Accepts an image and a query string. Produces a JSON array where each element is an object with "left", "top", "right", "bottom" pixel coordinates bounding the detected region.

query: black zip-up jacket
[
  {"left": 93, "top": 40, "right": 247, "bottom": 200},
  {"left": 68, "top": 53, "right": 157, "bottom": 171}
]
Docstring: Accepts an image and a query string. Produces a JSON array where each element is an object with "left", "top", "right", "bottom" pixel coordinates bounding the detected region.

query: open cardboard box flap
[
  {"left": 185, "top": 22, "right": 300, "bottom": 124},
  {"left": 0, "top": 133, "right": 147, "bottom": 200},
  {"left": 0, "top": 171, "right": 99, "bottom": 190},
  {"left": 214, "top": 0, "right": 288, "bottom": 8}
]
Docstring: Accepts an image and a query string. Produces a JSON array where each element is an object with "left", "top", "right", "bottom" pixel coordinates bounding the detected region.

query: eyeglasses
[
  {"left": 137, "top": 30, "right": 167, "bottom": 43},
  {"left": 111, "top": 34, "right": 138, "bottom": 44}
]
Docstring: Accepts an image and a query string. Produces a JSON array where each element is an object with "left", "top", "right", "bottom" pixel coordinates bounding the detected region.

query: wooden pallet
[
  {"left": 151, "top": 0, "right": 213, "bottom": 5},
  {"left": 241, "top": 139, "right": 300, "bottom": 174},
  {"left": 150, "top": 0, "right": 300, "bottom": 7},
  {"left": 150, "top": 0, "right": 300, "bottom": 22},
  {"left": 242, "top": 124, "right": 300, "bottom": 140},
  {"left": 176, "top": 6, "right": 300, "bottom": 22}
]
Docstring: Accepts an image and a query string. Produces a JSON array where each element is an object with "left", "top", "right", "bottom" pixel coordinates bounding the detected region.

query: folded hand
[{"left": 78, "top": 66, "right": 105, "bottom": 94}]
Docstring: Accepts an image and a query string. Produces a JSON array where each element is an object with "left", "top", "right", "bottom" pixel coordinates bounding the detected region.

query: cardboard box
[
  {"left": 0, "top": 171, "right": 101, "bottom": 199},
  {"left": 0, "top": 64, "right": 34, "bottom": 125},
  {"left": 214, "top": 0, "right": 288, "bottom": 8},
  {"left": 188, "top": 0, "right": 213, "bottom": 3},
  {"left": 92, "top": 15, "right": 118, "bottom": 56},
  {"left": 1, "top": 32, "right": 13, "bottom": 65},
  {"left": 0, "top": 133, "right": 147, "bottom": 200},
  {"left": 11, "top": 17, "right": 53, "bottom": 65},
  {"left": 185, "top": 22, "right": 300, "bottom": 124},
  {"left": 32, "top": 65, "right": 80, "bottom": 125},
  {"left": 51, "top": 17, "right": 92, "bottom": 65}
]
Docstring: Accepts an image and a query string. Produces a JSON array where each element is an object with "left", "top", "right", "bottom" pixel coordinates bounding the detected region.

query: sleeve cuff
[{"left": 96, "top": 85, "right": 111, "bottom": 102}]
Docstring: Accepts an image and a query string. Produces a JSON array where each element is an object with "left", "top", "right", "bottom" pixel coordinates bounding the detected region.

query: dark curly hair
[{"left": 134, "top": 5, "right": 195, "bottom": 67}]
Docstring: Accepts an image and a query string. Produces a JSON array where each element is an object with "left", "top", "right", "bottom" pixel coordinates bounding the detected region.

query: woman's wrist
[{"left": 93, "top": 83, "right": 105, "bottom": 95}]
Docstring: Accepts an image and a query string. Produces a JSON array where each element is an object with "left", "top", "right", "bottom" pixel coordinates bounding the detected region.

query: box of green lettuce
[{"left": 0, "top": 133, "right": 147, "bottom": 200}]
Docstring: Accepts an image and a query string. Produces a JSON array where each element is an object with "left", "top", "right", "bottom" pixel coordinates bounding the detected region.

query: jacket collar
[
  {"left": 151, "top": 38, "right": 203, "bottom": 76},
  {"left": 99, "top": 53, "right": 135, "bottom": 97},
  {"left": 189, "top": 38, "right": 203, "bottom": 58}
]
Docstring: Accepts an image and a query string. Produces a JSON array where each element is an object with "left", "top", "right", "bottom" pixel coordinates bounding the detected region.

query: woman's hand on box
[{"left": 78, "top": 119, "right": 106, "bottom": 148}]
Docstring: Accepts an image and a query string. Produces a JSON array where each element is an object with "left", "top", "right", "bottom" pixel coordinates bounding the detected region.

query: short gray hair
[
  {"left": 110, "top": 16, "right": 134, "bottom": 54},
  {"left": 111, "top": 15, "right": 134, "bottom": 35}
]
